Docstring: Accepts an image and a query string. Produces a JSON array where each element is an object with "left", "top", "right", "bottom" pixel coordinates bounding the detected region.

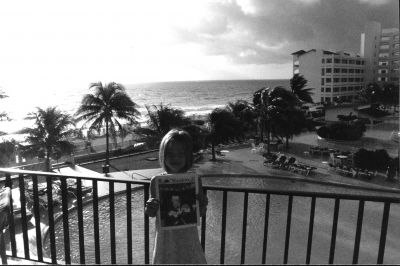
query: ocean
[{"left": 0, "top": 79, "right": 289, "bottom": 140}]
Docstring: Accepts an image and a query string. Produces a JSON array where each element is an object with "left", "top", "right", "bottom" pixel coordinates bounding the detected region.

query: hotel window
[
  {"left": 355, "top": 78, "right": 360, "bottom": 82},
  {"left": 348, "top": 86, "right": 353, "bottom": 91},
  {"left": 360, "top": 78, "right": 364, "bottom": 82},
  {"left": 341, "top": 87, "right": 347, "bottom": 92},
  {"left": 349, "top": 60, "right": 355, "bottom": 64},
  {"left": 349, "top": 69, "right": 354, "bottom": 73},
  {"left": 321, "top": 88, "right": 324, "bottom": 92},
  {"left": 326, "top": 58, "right": 332, "bottom": 63},
  {"left": 380, "top": 44, "right": 390, "bottom": 50},
  {"left": 355, "top": 69, "right": 360, "bottom": 73},
  {"left": 334, "top": 68, "right": 340, "bottom": 73},
  {"left": 334, "top": 58, "right": 340, "bottom": 64},
  {"left": 326, "top": 78, "right": 331, "bottom": 83},
  {"left": 333, "top": 87, "right": 339, "bottom": 92},
  {"left": 360, "top": 69, "right": 364, "bottom": 73},
  {"left": 379, "top": 61, "right": 388, "bottom": 66},
  {"left": 321, "top": 69, "right": 325, "bottom": 75},
  {"left": 341, "top": 78, "right": 347, "bottom": 82},
  {"left": 342, "top": 59, "right": 348, "bottom": 64},
  {"left": 326, "top": 87, "right": 331, "bottom": 92},
  {"left": 381, "top": 36, "right": 390, "bottom": 42},
  {"left": 378, "top": 69, "right": 387, "bottom": 74},
  {"left": 379, "top": 53, "right": 389, "bottom": 58},
  {"left": 361, "top": 61, "right": 365, "bottom": 65},
  {"left": 333, "top": 78, "right": 340, "bottom": 83},
  {"left": 326, "top": 68, "right": 332, "bottom": 73},
  {"left": 326, "top": 97, "right": 331, "bottom": 103},
  {"left": 321, "top": 97, "right": 324, "bottom": 102},
  {"left": 341, "top": 68, "right": 348, "bottom": 73},
  {"left": 349, "top": 78, "right": 354, "bottom": 82},
  {"left": 356, "top": 60, "right": 361, "bottom": 65},
  {"left": 321, "top": 79, "right": 324, "bottom": 85}
]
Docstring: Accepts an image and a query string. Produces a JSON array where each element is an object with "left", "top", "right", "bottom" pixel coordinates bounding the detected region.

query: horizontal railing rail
[{"left": 0, "top": 168, "right": 399, "bottom": 264}]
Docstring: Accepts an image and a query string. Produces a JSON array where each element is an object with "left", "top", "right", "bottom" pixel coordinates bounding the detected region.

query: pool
[{"left": 44, "top": 177, "right": 400, "bottom": 264}]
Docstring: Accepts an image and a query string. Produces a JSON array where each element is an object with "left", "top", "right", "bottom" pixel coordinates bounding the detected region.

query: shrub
[
  {"left": 316, "top": 121, "right": 366, "bottom": 141},
  {"left": 353, "top": 148, "right": 392, "bottom": 171}
]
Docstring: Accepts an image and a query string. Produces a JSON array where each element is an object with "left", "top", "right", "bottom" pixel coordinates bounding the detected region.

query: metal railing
[{"left": 0, "top": 168, "right": 399, "bottom": 264}]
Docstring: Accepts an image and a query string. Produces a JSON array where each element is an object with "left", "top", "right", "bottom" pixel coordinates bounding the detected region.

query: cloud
[{"left": 172, "top": 0, "right": 398, "bottom": 66}]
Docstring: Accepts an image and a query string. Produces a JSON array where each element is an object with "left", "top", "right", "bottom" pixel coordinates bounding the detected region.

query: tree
[
  {"left": 226, "top": 100, "right": 256, "bottom": 136},
  {"left": 75, "top": 82, "right": 140, "bottom": 174},
  {"left": 134, "top": 104, "right": 191, "bottom": 148},
  {"left": 359, "top": 82, "right": 381, "bottom": 104},
  {"left": 267, "top": 86, "right": 305, "bottom": 149},
  {"left": 208, "top": 108, "right": 243, "bottom": 160},
  {"left": 18, "top": 107, "right": 75, "bottom": 171},
  {"left": 290, "top": 74, "right": 314, "bottom": 104}
]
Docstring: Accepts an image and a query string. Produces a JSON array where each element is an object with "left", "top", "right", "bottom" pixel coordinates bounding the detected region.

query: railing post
[
  {"left": 76, "top": 178, "right": 85, "bottom": 264},
  {"left": 306, "top": 196, "right": 316, "bottom": 264},
  {"left": 283, "top": 195, "right": 293, "bottom": 264},
  {"left": 261, "top": 194, "right": 270, "bottom": 264},
  {"left": 92, "top": 180, "right": 101, "bottom": 264},
  {"left": 127, "top": 183, "right": 132, "bottom": 264},
  {"left": 329, "top": 199, "right": 340, "bottom": 264},
  {"left": 18, "top": 174, "right": 29, "bottom": 259},
  {"left": 61, "top": 178, "right": 71, "bottom": 264},
  {"left": 46, "top": 176, "right": 57, "bottom": 264},
  {"left": 201, "top": 189, "right": 207, "bottom": 252},
  {"left": 352, "top": 200, "right": 365, "bottom": 264},
  {"left": 32, "top": 175, "right": 43, "bottom": 261},
  {"left": 144, "top": 184, "right": 150, "bottom": 265},
  {"left": 109, "top": 181, "right": 116, "bottom": 264},
  {"left": 377, "top": 202, "right": 391, "bottom": 264},
  {"left": 240, "top": 192, "right": 249, "bottom": 264},
  {"left": 220, "top": 190, "right": 228, "bottom": 264},
  {"left": 5, "top": 173, "right": 16, "bottom": 257}
]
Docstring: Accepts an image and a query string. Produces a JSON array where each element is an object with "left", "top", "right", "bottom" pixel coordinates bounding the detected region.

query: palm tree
[
  {"left": 208, "top": 108, "right": 243, "bottom": 160},
  {"left": 290, "top": 74, "right": 314, "bottom": 104},
  {"left": 75, "top": 82, "right": 140, "bottom": 174},
  {"left": 0, "top": 89, "right": 10, "bottom": 123},
  {"left": 133, "top": 104, "right": 191, "bottom": 148},
  {"left": 226, "top": 100, "right": 257, "bottom": 136},
  {"left": 18, "top": 107, "right": 75, "bottom": 171}
]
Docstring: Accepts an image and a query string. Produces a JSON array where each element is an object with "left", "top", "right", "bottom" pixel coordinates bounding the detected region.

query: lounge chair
[
  {"left": 272, "top": 155, "right": 287, "bottom": 168},
  {"left": 282, "top": 157, "right": 296, "bottom": 170}
]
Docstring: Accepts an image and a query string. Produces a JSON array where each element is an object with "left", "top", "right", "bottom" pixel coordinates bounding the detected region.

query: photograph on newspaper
[{"left": 155, "top": 173, "right": 199, "bottom": 230}]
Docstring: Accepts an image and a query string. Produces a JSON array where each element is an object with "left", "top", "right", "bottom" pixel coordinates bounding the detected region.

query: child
[{"left": 145, "top": 129, "right": 208, "bottom": 264}]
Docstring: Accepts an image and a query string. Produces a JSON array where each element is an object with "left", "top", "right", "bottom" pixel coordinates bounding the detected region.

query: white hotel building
[{"left": 292, "top": 49, "right": 365, "bottom": 104}]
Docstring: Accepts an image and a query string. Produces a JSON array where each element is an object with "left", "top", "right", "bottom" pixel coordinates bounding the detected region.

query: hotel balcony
[{"left": 0, "top": 167, "right": 399, "bottom": 265}]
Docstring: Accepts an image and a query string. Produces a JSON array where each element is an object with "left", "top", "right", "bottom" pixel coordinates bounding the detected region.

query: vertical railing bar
[
  {"left": 220, "top": 190, "right": 228, "bottom": 265},
  {"left": 92, "top": 180, "right": 101, "bottom": 264},
  {"left": 46, "top": 176, "right": 57, "bottom": 264},
  {"left": 240, "top": 192, "right": 249, "bottom": 264},
  {"left": 32, "top": 175, "right": 43, "bottom": 261},
  {"left": 283, "top": 195, "right": 293, "bottom": 264},
  {"left": 61, "top": 178, "right": 71, "bottom": 264},
  {"left": 76, "top": 178, "right": 85, "bottom": 265},
  {"left": 109, "top": 181, "right": 116, "bottom": 264},
  {"left": 352, "top": 200, "right": 365, "bottom": 264},
  {"left": 126, "top": 183, "right": 132, "bottom": 264},
  {"left": 306, "top": 196, "right": 316, "bottom": 264},
  {"left": 201, "top": 189, "right": 207, "bottom": 251},
  {"left": 144, "top": 184, "right": 150, "bottom": 265},
  {"left": 261, "top": 194, "right": 270, "bottom": 264},
  {"left": 329, "top": 198, "right": 340, "bottom": 264},
  {"left": 377, "top": 202, "right": 391, "bottom": 264},
  {"left": 18, "top": 174, "right": 30, "bottom": 259},
  {"left": 5, "top": 173, "right": 16, "bottom": 257}
]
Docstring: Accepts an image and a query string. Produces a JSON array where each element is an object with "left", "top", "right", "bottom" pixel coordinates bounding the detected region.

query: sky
[{"left": 0, "top": 0, "right": 398, "bottom": 97}]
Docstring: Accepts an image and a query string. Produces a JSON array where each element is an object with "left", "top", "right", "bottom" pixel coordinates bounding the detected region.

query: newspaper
[{"left": 155, "top": 173, "right": 199, "bottom": 230}]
